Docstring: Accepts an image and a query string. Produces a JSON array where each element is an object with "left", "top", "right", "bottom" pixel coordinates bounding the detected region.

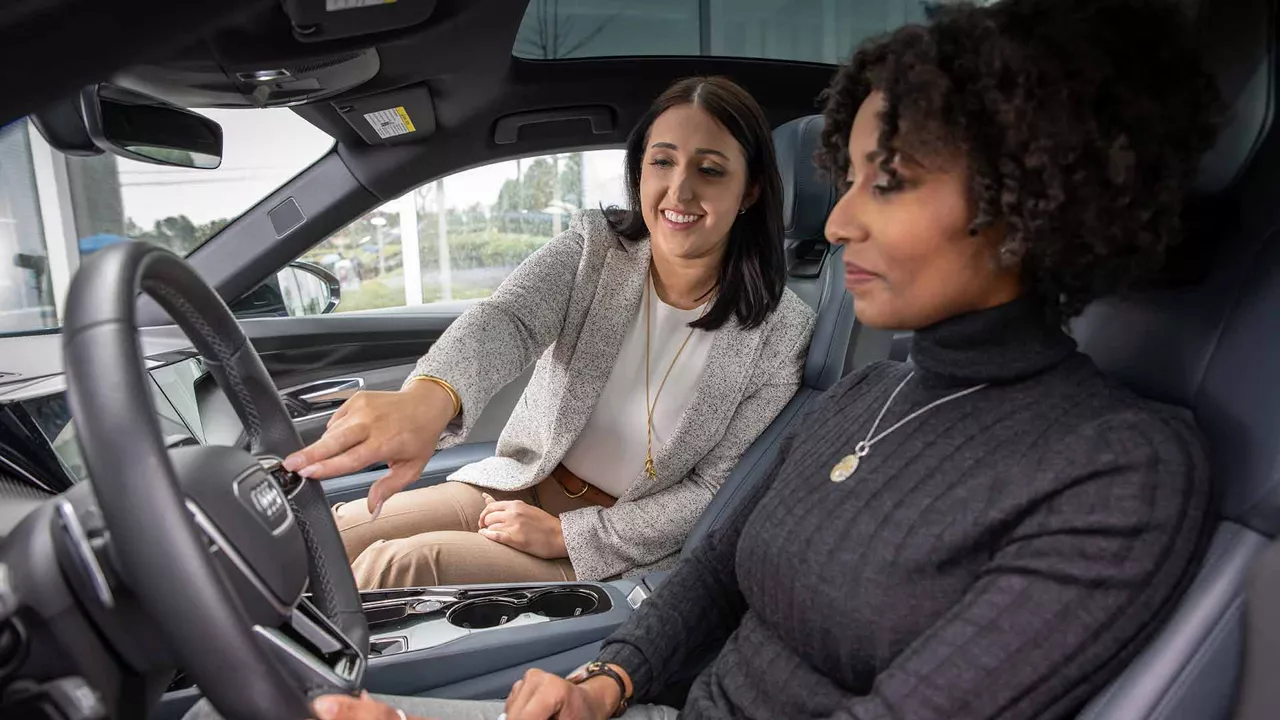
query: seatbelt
[{"left": 1233, "top": 540, "right": 1280, "bottom": 719}]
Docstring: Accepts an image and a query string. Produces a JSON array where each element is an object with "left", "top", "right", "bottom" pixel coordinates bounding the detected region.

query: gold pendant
[
  {"left": 644, "top": 454, "right": 656, "bottom": 480},
  {"left": 829, "top": 454, "right": 860, "bottom": 483}
]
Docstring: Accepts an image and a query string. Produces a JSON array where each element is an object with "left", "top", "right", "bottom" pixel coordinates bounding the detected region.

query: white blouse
[{"left": 560, "top": 279, "right": 715, "bottom": 498}]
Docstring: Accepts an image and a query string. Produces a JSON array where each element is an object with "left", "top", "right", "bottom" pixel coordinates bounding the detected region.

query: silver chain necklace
[{"left": 829, "top": 371, "right": 988, "bottom": 483}]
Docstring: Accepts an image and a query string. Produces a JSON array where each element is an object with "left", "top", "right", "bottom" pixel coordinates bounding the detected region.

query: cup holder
[{"left": 446, "top": 588, "right": 600, "bottom": 629}]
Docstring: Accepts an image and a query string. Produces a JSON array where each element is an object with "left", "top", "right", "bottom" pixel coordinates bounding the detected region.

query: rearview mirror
[{"left": 79, "top": 84, "right": 223, "bottom": 169}]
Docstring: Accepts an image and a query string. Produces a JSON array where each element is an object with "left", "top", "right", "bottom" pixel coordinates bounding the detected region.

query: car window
[
  {"left": 272, "top": 149, "right": 626, "bottom": 317},
  {"left": 513, "top": 0, "right": 929, "bottom": 64},
  {"left": 0, "top": 109, "right": 333, "bottom": 335}
]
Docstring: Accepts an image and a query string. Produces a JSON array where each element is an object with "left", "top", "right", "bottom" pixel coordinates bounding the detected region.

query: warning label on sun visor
[
  {"left": 364, "top": 107, "right": 417, "bottom": 139},
  {"left": 328, "top": 0, "right": 397, "bottom": 11}
]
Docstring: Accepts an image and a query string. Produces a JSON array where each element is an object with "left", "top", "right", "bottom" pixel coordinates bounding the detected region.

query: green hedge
[{"left": 418, "top": 230, "right": 551, "bottom": 271}]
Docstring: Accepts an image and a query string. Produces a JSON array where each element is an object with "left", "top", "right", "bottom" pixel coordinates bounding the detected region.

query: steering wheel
[{"left": 61, "top": 242, "right": 369, "bottom": 718}]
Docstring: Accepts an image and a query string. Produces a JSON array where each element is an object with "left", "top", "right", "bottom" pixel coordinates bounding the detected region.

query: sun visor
[
  {"left": 335, "top": 85, "right": 437, "bottom": 145},
  {"left": 281, "top": 0, "right": 438, "bottom": 43}
]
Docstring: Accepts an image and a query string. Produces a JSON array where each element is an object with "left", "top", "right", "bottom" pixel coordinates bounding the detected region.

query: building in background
[
  {"left": 0, "top": 123, "right": 56, "bottom": 334},
  {"left": 0, "top": 110, "right": 333, "bottom": 334}
]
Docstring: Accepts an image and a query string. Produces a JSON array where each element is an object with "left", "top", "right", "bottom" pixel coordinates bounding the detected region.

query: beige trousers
[{"left": 333, "top": 478, "right": 594, "bottom": 590}]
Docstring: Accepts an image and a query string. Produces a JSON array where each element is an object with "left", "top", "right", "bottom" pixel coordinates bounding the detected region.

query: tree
[
  {"left": 559, "top": 152, "right": 583, "bottom": 211},
  {"left": 125, "top": 215, "right": 231, "bottom": 255},
  {"left": 514, "top": 0, "right": 624, "bottom": 59}
]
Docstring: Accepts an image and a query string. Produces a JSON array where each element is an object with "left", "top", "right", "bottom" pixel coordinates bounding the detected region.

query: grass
[
  {"left": 336, "top": 279, "right": 498, "bottom": 313},
  {"left": 300, "top": 229, "right": 552, "bottom": 314}
]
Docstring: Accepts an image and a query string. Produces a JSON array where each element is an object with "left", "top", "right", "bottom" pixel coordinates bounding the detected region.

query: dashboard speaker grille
[{"left": 0, "top": 470, "right": 53, "bottom": 500}]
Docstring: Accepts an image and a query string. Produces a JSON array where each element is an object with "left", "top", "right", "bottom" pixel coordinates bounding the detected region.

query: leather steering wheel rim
[{"left": 61, "top": 242, "right": 368, "bottom": 718}]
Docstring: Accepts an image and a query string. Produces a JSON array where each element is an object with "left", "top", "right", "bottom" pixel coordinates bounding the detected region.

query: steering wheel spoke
[{"left": 253, "top": 598, "right": 365, "bottom": 697}]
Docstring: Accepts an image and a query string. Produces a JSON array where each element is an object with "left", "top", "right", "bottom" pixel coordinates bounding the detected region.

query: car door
[{"left": 224, "top": 148, "right": 628, "bottom": 505}]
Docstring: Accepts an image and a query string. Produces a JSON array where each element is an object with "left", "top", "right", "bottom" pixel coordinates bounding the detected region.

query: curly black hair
[{"left": 818, "top": 0, "right": 1222, "bottom": 322}]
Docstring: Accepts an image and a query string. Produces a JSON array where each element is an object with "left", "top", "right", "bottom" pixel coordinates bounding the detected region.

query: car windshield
[{"left": 0, "top": 107, "right": 333, "bottom": 335}]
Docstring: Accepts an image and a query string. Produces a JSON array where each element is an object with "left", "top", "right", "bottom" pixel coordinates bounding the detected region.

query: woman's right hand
[{"left": 282, "top": 379, "right": 457, "bottom": 516}]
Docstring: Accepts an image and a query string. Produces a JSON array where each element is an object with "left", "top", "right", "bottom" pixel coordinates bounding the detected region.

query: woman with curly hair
[{"left": 252, "top": 0, "right": 1221, "bottom": 718}]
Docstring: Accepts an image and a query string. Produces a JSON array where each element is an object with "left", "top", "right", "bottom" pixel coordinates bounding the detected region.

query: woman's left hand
[
  {"left": 478, "top": 494, "right": 569, "bottom": 559},
  {"left": 312, "top": 692, "right": 434, "bottom": 720}
]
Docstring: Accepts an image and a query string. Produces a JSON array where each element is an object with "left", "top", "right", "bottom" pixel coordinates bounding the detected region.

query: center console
[
  {"left": 155, "top": 579, "right": 644, "bottom": 720},
  {"left": 359, "top": 580, "right": 641, "bottom": 698},
  {"left": 364, "top": 583, "right": 612, "bottom": 656}
]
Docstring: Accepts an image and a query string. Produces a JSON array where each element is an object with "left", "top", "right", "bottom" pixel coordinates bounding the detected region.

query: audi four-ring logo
[{"left": 249, "top": 481, "right": 285, "bottom": 521}]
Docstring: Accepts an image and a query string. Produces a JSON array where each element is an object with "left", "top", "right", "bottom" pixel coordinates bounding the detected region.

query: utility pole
[
  {"left": 399, "top": 191, "right": 423, "bottom": 306},
  {"left": 436, "top": 178, "right": 452, "bottom": 301},
  {"left": 552, "top": 153, "right": 562, "bottom": 236}
]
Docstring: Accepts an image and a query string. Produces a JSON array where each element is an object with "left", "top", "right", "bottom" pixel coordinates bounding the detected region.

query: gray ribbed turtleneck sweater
[{"left": 598, "top": 297, "right": 1212, "bottom": 720}]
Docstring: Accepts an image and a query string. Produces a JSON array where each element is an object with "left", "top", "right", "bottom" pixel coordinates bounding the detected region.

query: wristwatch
[{"left": 567, "top": 661, "right": 630, "bottom": 718}]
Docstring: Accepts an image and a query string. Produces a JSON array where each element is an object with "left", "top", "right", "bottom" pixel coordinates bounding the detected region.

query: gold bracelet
[{"left": 406, "top": 375, "right": 462, "bottom": 418}]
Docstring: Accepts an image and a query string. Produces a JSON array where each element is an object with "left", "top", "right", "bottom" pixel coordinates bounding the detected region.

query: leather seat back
[
  {"left": 682, "top": 115, "right": 852, "bottom": 554},
  {"left": 1074, "top": 1, "right": 1276, "bottom": 716}
]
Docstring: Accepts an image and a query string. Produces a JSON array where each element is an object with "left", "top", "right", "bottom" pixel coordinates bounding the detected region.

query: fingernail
[
  {"left": 299, "top": 465, "right": 318, "bottom": 479},
  {"left": 283, "top": 455, "right": 304, "bottom": 472},
  {"left": 369, "top": 499, "right": 384, "bottom": 522},
  {"left": 312, "top": 696, "right": 340, "bottom": 719}
]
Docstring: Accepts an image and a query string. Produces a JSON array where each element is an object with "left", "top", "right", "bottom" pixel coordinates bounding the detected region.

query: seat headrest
[
  {"left": 774, "top": 115, "right": 837, "bottom": 245},
  {"left": 1191, "top": 0, "right": 1274, "bottom": 193},
  {"left": 1073, "top": 0, "right": 1278, "bottom": 536},
  {"left": 1074, "top": 221, "right": 1280, "bottom": 537}
]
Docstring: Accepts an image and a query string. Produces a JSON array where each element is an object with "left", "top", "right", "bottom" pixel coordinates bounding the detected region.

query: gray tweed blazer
[{"left": 406, "top": 210, "right": 815, "bottom": 580}]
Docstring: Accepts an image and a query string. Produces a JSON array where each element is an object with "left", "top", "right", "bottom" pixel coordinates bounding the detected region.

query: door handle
[
  {"left": 282, "top": 377, "right": 365, "bottom": 419},
  {"left": 298, "top": 378, "right": 364, "bottom": 405},
  {"left": 492, "top": 106, "right": 615, "bottom": 145}
]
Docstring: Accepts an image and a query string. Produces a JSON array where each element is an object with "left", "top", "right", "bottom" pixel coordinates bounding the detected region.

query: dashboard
[
  {"left": 22, "top": 356, "right": 238, "bottom": 484},
  {"left": 0, "top": 335, "right": 247, "bottom": 501}
]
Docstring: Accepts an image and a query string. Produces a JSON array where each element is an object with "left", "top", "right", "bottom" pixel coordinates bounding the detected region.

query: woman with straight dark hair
[{"left": 283, "top": 76, "right": 815, "bottom": 588}]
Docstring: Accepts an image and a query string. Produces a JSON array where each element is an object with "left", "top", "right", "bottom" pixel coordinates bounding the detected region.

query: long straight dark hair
[{"left": 606, "top": 77, "right": 787, "bottom": 331}]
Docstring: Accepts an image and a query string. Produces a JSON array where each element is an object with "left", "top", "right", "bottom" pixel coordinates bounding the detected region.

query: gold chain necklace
[{"left": 644, "top": 268, "right": 709, "bottom": 479}]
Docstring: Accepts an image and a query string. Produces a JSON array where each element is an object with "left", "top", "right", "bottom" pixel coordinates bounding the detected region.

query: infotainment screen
[{"left": 23, "top": 356, "right": 239, "bottom": 483}]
